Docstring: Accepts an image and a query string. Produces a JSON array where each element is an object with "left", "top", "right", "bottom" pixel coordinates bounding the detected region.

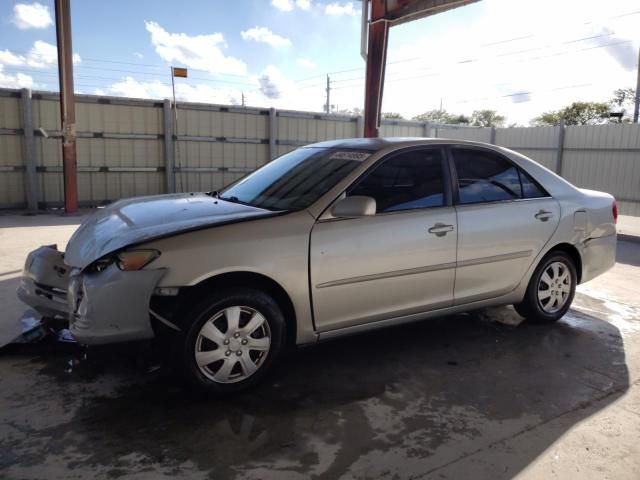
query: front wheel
[
  {"left": 514, "top": 251, "right": 577, "bottom": 324},
  {"left": 179, "top": 288, "right": 286, "bottom": 394}
]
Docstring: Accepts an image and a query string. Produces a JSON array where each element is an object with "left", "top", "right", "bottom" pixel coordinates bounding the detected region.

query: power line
[
  {"left": 450, "top": 82, "right": 596, "bottom": 105},
  {"left": 5, "top": 6, "right": 639, "bottom": 89},
  {"left": 331, "top": 33, "right": 628, "bottom": 84},
  {"left": 329, "top": 38, "right": 635, "bottom": 90},
  {"left": 298, "top": 8, "right": 640, "bottom": 82},
  {"left": 80, "top": 57, "right": 250, "bottom": 78}
]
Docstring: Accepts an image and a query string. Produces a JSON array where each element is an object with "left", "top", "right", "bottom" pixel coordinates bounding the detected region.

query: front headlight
[{"left": 116, "top": 249, "right": 161, "bottom": 271}]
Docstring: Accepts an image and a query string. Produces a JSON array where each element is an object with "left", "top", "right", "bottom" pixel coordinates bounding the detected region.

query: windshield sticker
[{"left": 329, "top": 151, "right": 371, "bottom": 162}]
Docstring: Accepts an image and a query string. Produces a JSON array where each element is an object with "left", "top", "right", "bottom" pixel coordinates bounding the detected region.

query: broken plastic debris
[
  {"left": 477, "top": 306, "right": 525, "bottom": 326},
  {"left": 13, "top": 310, "right": 47, "bottom": 344},
  {"left": 57, "top": 328, "right": 77, "bottom": 343}
]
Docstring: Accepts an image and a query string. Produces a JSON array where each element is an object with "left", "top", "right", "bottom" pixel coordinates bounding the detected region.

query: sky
[{"left": 0, "top": 0, "right": 638, "bottom": 125}]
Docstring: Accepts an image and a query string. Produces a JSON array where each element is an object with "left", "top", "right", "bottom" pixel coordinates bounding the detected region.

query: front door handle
[
  {"left": 428, "top": 223, "right": 454, "bottom": 237},
  {"left": 535, "top": 210, "right": 553, "bottom": 222}
]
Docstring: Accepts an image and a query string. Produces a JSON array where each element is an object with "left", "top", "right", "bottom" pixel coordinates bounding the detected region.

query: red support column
[
  {"left": 55, "top": 0, "right": 78, "bottom": 213},
  {"left": 363, "top": 0, "right": 389, "bottom": 138}
]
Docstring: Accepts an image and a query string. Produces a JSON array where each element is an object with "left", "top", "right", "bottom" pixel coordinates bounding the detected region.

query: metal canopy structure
[{"left": 362, "top": 0, "right": 480, "bottom": 137}]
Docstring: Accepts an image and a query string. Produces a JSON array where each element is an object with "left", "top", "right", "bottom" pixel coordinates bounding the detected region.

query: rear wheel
[
  {"left": 514, "top": 251, "right": 577, "bottom": 324},
  {"left": 179, "top": 288, "right": 286, "bottom": 394}
]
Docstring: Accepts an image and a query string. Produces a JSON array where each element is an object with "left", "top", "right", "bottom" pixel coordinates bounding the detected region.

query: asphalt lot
[{"left": 1, "top": 212, "right": 639, "bottom": 479}]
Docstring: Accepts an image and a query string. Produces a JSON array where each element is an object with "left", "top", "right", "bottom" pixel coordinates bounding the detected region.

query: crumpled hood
[{"left": 64, "top": 193, "right": 273, "bottom": 268}]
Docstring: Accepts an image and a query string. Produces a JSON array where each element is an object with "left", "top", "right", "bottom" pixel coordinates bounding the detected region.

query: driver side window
[
  {"left": 452, "top": 148, "right": 523, "bottom": 204},
  {"left": 348, "top": 149, "right": 446, "bottom": 213}
]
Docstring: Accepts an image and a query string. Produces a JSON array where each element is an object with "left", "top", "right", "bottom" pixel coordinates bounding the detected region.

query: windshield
[{"left": 220, "top": 147, "right": 369, "bottom": 211}]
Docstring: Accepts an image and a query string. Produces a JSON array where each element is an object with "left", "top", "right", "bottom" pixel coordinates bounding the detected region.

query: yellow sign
[{"left": 172, "top": 67, "right": 188, "bottom": 78}]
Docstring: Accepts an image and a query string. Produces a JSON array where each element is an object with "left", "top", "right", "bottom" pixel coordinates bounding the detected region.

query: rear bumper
[
  {"left": 581, "top": 233, "right": 617, "bottom": 283},
  {"left": 18, "top": 245, "right": 166, "bottom": 345}
]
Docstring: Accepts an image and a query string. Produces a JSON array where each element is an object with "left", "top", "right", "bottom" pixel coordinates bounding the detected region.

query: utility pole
[
  {"left": 325, "top": 75, "right": 331, "bottom": 114},
  {"left": 634, "top": 46, "right": 640, "bottom": 123},
  {"left": 54, "top": 0, "right": 78, "bottom": 213},
  {"left": 241, "top": 91, "right": 246, "bottom": 107},
  {"left": 170, "top": 67, "right": 187, "bottom": 192}
]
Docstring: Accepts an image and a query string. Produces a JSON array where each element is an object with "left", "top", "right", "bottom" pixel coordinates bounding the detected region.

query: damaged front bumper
[
  {"left": 17, "top": 246, "right": 70, "bottom": 317},
  {"left": 18, "top": 245, "right": 166, "bottom": 345}
]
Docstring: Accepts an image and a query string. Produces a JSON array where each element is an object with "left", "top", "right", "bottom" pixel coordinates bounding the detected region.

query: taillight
[{"left": 612, "top": 200, "right": 618, "bottom": 224}]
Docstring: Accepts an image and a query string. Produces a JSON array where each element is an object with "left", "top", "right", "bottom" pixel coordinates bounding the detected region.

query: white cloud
[
  {"left": 144, "top": 21, "right": 247, "bottom": 75},
  {"left": 241, "top": 27, "right": 291, "bottom": 48},
  {"left": 325, "top": 2, "right": 359, "bottom": 16},
  {"left": 23, "top": 40, "right": 57, "bottom": 67},
  {"left": 133, "top": 52, "right": 144, "bottom": 59},
  {"left": 90, "top": 63, "right": 323, "bottom": 112},
  {"left": 107, "top": 76, "right": 250, "bottom": 106},
  {"left": 0, "top": 65, "right": 35, "bottom": 88},
  {"left": 11, "top": 2, "right": 53, "bottom": 30},
  {"left": 271, "top": 0, "right": 293, "bottom": 11},
  {"left": 0, "top": 41, "right": 81, "bottom": 69},
  {"left": 297, "top": 58, "right": 316, "bottom": 69},
  {"left": 254, "top": 65, "right": 321, "bottom": 110},
  {"left": 271, "top": 0, "right": 312, "bottom": 12},
  {"left": 257, "top": 66, "right": 285, "bottom": 99}
]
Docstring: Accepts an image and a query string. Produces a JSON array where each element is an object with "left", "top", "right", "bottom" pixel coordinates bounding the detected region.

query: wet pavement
[{"left": 1, "top": 214, "right": 639, "bottom": 479}]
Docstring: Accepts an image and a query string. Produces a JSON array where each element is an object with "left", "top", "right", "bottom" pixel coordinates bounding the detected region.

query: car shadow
[
  {"left": 616, "top": 239, "right": 640, "bottom": 267},
  {"left": 0, "top": 304, "right": 629, "bottom": 479}
]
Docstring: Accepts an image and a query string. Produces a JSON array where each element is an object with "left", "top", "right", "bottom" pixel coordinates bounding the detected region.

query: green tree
[
  {"left": 532, "top": 102, "right": 611, "bottom": 126},
  {"left": 412, "top": 109, "right": 470, "bottom": 124},
  {"left": 610, "top": 88, "right": 636, "bottom": 122},
  {"left": 470, "top": 110, "right": 506, "bottom": 127},
  {"left": 532, "top": 111, "right": 563, "bottom": 126},
  {"left": 381, "top": 112, "right": 405, "bottom": 119},
  {"left": 447, "top": 114, "right": 471, "bottom": 125}
]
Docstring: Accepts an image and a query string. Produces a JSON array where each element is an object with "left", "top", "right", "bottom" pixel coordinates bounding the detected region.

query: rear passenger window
[
  {"left": 349, "top": 149, "right": 446, "bottom": 213},
  {"left": 520, "top": 170, "right": 547, "bottom": 199},
  {"left": 451, "top": 148, "right": 546, "bottom": 204}
]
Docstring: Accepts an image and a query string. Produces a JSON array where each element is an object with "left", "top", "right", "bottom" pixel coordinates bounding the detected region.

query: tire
[
  {"left": 178, "top": 288, "right": 286, "bottom": 394},
  {"left": 514, "top": 251, "right": 577, "bottom": 324}
]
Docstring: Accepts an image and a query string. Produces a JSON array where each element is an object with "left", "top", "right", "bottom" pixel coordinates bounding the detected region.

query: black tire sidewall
[
  {"left": 524, "top": 252, "right": 577, "bottom": 323},
  {"left": 180, "top": 288, "right": 286, "bottom": 394}
]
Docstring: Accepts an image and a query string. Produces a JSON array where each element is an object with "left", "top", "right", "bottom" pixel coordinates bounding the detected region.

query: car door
[
  {"left": 450, "top": 146, "right": 560, "bottom": 305},
  {"left": 310, "top": 147, "right": 457, "bottom": 332}
]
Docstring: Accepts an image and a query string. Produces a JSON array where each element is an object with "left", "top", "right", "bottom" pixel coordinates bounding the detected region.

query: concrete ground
[
  {"left": 0, "top": 211, "right": 639, "bottom": 480},
  {"left": 617, "top": 214, "right": 640, "bottom": 242}
]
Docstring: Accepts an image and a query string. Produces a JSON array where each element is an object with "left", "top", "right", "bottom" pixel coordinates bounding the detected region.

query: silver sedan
[{"left": 18, "top": 138, "right": 617, "bottom": 393}]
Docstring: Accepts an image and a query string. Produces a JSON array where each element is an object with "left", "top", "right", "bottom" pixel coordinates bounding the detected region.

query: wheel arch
[
  {"left": 154, "top": 271, "right": 298, "bottom": 347},
  {"left": 544, "top": 242, "right": 583, "bottom": 284}
]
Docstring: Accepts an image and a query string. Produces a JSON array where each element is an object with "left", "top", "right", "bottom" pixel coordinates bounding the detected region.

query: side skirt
[{"left": 316, "top": 290, "right": 523, "bottom": 342}]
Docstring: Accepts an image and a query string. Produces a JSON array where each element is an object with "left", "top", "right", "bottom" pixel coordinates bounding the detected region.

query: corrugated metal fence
[{"left": 1, "top": 88, "right": 639, "bottom": 215}]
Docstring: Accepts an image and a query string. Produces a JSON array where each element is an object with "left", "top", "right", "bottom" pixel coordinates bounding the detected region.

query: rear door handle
[
  {"left": 535, "top": 210, "right": 553, "bottom": 222},
  {"left": 428, "top": 223, "right": 454, "bottom": 237}
]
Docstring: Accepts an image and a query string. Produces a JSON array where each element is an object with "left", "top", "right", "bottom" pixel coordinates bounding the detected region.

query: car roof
[{"left": 306, "top": 137, "right": 496, "bottom": 151}]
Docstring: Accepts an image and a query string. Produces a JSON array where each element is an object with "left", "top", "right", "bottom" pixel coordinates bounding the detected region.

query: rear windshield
[{"left": 220, "top": 147, "right": 368, "bottom": 211}]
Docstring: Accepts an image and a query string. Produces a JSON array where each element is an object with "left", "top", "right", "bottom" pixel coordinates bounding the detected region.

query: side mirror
[{"left": 331, "top": 196, "right": 376, "bottom": 218}]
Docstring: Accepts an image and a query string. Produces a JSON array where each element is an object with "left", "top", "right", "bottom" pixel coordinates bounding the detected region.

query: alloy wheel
[
  {"left": 537, "top": 261, "right": 572, "bottom": 313},
  {"left": 194, "top": 306, "right": 271, "bottom": 384}
]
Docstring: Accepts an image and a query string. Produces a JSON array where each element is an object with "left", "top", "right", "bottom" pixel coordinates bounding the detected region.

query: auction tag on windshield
[{"left": 329, "top": 151, "right": 371, "bottom": 161}]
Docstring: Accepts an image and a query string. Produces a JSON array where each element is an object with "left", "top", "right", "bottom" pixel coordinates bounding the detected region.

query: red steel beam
[
  {"left": 55, "top": 0, "right": 78, "bottom": 213},
  {"left": 363, "top": 0, "right": 389, "bottom": 138}
]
